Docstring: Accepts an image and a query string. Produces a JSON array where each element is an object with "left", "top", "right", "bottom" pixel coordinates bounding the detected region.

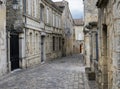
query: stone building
[
  {"left": 83, "top": 0, "right": 98, "bottom": 68},
  {"left": 73, "top": 19, "right": 84, "bottom": 54},
  {"left": 96, "top": 0, "right": 120, "bottom": 89},
  {"left": 55, "top": 0, "right": 74, "bottom": 56},
  {"left": 41, "top": 0, "right": 63, "bottom": 60},
  {"left": 6, "top": 0, "right": 63, "bottom": 72},
  {"left": 0, "top": 0, "right": 7, "bottom": 76},
  {"left": 84, "top": 0, "right": 120, "bottom": 89}
]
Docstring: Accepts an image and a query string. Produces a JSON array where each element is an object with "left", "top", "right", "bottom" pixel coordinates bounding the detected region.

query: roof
[
  {"left": 41, "top": 0, "right": 63, "bottom": 13},
  {"left": 54, "top": 2, "right": 64, "bottom": 6},
  {"left": 54, "top": 2, "right": 65, "bottom": 11},
  {"left": 74, "top": 19, "right": 84, "bottom": 26}
]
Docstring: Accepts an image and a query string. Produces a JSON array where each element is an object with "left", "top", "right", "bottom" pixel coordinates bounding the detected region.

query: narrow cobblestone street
[{"left": 0, "top": 54, "right": 92, "bottom": 89}]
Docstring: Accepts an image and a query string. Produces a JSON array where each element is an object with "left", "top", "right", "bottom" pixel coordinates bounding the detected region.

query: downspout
[
  {"left": 6, "top": 0, "right": 9, "bottom": 73},
  {"left": 96, "top": 32, "right": 98, "bottom": 61},
  {"left": 6, "top": 25, "right": 9, "bottom": 73},
  {"left": 23, "top": 0, "right": 27, "bottom": 68}
]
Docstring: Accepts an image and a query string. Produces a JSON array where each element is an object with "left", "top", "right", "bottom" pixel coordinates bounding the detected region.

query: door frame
[
  {"left": 10, "top": 32, "right": 20, "bottom": 71},
  {"left": 41, "top": 36, "right": 45, "bottom": 63}
]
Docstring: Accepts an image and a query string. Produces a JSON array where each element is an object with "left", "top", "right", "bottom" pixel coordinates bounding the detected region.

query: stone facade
[
  {"left": 0, "top": 0, "right": 7, "bottom": 76},
  {"left": 84, "top": 0, "right": 120, "bottom": 89},
  {"left": 41, "top": 0, "right": 63, "bottom": 60},
  {"left": 6, "top": 0, "right": 42, "bottom": 70},
  {"left": 0, "top": 0, "right": 74, "bottom": 77},
  {"left": 83, "top": 0, "right": 98, "bottom": 68},
  {"left": 55, "top": 0, "right": 74, "bottom": 56},
  {"left": 6, "top": 0, "right": 63, "bottom": 72},
  {"left": 96, "top": 0, "right": 120, "bottom": 89},
  {"left": 74, "top": 19, "right": 84, "bottom": 54}
]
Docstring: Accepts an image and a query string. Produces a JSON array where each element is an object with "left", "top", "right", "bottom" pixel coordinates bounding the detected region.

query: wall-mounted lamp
[
  {"left": 12, "top": 0, "right": 19, "bottom": 10},
  {"left": 0, "top": 0, "right": 3, "bottom": 5}
]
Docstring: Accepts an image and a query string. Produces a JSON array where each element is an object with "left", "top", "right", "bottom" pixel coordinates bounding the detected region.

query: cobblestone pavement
[
  {"left": 0, "top": 54, "right": 91, "bottom": 89},
  {"left": 88, "top": 81, "right": 99, "bottom": 89}
]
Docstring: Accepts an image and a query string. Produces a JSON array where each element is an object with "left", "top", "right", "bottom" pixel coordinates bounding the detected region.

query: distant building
[
  {"left": 55, "top": 0, "right": 74, "bottom": 56},
  {"left": 73, "top": 19, "right": 84, "bottom": 54},
  {"left": 40, "top": 0, "right": 63, "bottom": 60}
]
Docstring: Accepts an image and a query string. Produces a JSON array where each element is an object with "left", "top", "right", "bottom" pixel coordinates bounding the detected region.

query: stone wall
[
  {"left": 83, "top": 0, "right": 98, "bottom": 68},
  {"left": 25, "top": 29, "right": 41, "bottom": 67},
  {"left": 74, "top": 25, "right": 84, "bottom": 54},
  {"left": 0, "top": 0, "right": 7, "bottom": 76},
  {"left": 84, "top": 0, "right": 98, "bottom": 25},
  {"left": 45, "top": 33, "right": 62, "bottom": 60},
  {"left": 5, "top": 0, "right": 63, "bottom": 71},
  {"left": 55, "top": 0, "right": 74, "bottom": 56},
  {"left": 42, "top": 0, "right": 63, "bottom": 60},
  {"left": 97, "top": 0, "right": 120, "bottom": 89}
]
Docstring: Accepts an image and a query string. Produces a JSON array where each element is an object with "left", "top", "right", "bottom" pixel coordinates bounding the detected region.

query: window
[
  {"left": 53, "top": 13, "right": 55, "bottom": 26},
  {"left": 53, "top": 36, "right": 55, "bottom": 51},
  {"left": 34, "top": 0, "right": 37, "bottom": 17},
  {"left": 27, "top": 0, "right": 32, "bottom": 15},
  {"left": 59, "top": 17, "right": 61, "bottom": 28},
  {"left": 23, "top": 0, "right": 26, "bottom": 14},
  {"left": 30, "top": 32, "right": 32, "bottom": 54},
  {"left": 56, "top": 37, "right": 59, "bottom": 51},
  {"left": 54, "top": 14, "right": 56, "bottom": 26},
  {"left": 56, "top": 15, "right": 58, "bottom": 27},
  {"left": 40, "top": 4, "right": 44, "bottom": 21},
  {"left": 47, "top": 8, "right": 49, "bottom": 23},
  {"left": 36, "top": 33, "right": 38, "bottom": 53},
  {"left": 59, "top": 37, "right": 61, "bottom": 50}
]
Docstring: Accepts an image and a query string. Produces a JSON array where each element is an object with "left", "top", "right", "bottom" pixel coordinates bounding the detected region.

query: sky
[{"left": 52, "top": 0, "right": 84, "bottom": 19}]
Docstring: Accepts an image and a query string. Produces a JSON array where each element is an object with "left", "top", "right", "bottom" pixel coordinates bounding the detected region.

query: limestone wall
[
  {"left": 112, "top": 1, "right": 120, "bottom": 88},
  {"left": 84, "top": 0, "right": 98, "bottom": 25},
  {"left": 45, "top": 33, "right": 62, "bottom": 60},
  {"left": 83, "top": 0, "right": 98, "bottom": 68},
  {"left": 0, "top": 0, "right": 7, "bottom": 76},
  {"left": 97, "top": 0, "right": 120, "bottom": 89},
  {"left": 25, "top": 29, "right": 41, "bottom": 67},
  {"left": 74, "top": 26, "right": 84, "bottom": 41},
  {"left": 59, "top": 0, "right": 74, "bottom": 56}
]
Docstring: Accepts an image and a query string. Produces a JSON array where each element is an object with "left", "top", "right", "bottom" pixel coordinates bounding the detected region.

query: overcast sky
[{"left": 52, "top": 0, "right": 84, "bottom": 19}]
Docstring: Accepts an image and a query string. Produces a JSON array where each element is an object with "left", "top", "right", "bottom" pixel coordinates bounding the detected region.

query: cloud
[{"left": 52, "top": 0, "right": 84, "bottom": 19}]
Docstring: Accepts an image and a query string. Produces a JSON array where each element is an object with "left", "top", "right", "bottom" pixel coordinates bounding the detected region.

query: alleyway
[{"left": 0, "top": 54, "right": 96, "bottom": 89}]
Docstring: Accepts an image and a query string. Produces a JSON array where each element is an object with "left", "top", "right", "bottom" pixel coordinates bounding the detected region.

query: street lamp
[
  {"left": 0, "top": 0, "right": 3, "bottom": 5},
  {"left": 12, "top": 0, "right": 19, "bottom": 10}
]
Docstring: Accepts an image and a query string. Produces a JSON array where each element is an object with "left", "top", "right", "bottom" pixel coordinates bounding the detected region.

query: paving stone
[{"left": 0, "top": 54, "right": 96, "bottom": 89}]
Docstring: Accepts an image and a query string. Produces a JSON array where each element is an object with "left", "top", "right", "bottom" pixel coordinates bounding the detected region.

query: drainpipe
[
  {"left": 96, "top": 32, "right": 98, "bottom": 61},
  {"left": 6, "top": 28, "right": 9, "bottom": 73},
  {"left": 23, "top": 0, "right": 27, "bottom": 68},
  {"left": 6, "top": 1, "right": 10, "bottom": 73}
]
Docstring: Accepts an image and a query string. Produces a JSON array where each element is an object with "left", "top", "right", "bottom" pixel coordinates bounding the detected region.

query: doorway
[
  {"left": 80, "top": 44, "right": 82, "bottom": 53},
  {"left": 10, "top": 33, "right": 20, "bottom": 71},
  {"left": 102, "top": 24, "right": 108, "bottom": 88},
  {"left": 41, "top": 36, "right": 44, "bottom": 62}
]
